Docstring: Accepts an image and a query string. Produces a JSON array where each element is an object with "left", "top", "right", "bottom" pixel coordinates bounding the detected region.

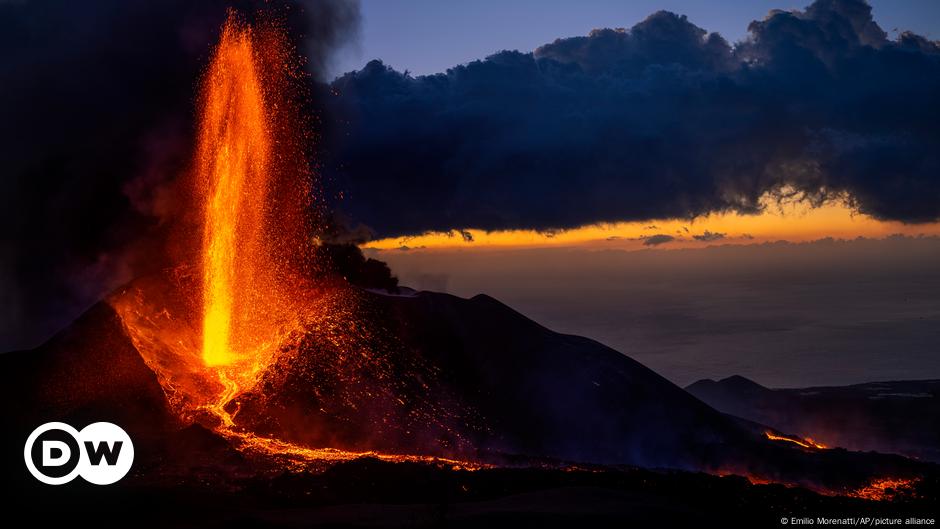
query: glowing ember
[
  {"left": 711, "top": 464, "right": 924, "bottom": 502},
  {"left": 848, "top": 477, "right": 921, "bottom": 502},
  {"left": 764, "top": 430, "right": 828, "bottom": 450}
]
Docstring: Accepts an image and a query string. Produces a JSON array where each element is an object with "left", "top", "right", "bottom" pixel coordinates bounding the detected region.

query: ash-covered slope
[
  {"left": 353, "top": 289, "right": 750, "bottom": 467},
  {"left": 687, "top": 375, "right": 940, "bottom": 463},
  {"left": 0, "top": 302, "right": 175, "bottom": 431},
  {"left": 0, "top": 302, "right": 185, "bottom": 485},
  {"left": 214, "top": 286, "right": 758, "bottom": 469}
]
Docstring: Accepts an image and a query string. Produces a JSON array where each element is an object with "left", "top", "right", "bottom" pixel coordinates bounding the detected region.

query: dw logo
[{"left": 23, "top": 422, "right": 134, "bottom": 485}]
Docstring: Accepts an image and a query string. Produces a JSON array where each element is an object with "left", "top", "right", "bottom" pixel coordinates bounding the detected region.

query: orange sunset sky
[{"left": 363, "top": 196, "right": 940, "bottom": 252}]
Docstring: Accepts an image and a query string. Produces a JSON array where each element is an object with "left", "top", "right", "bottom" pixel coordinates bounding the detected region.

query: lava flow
[
  {"left": 764, "top": 430, "right": 828, "bottom": 450},
  {"left": 848, "top": 477, "right": 921, "bottom": 502}
]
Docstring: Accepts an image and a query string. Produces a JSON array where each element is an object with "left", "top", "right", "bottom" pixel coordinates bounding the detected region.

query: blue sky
[{"left": 329, "top": 0, "right": 940, "bottom": 78}]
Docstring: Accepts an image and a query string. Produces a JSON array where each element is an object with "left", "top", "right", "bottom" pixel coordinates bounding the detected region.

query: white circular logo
[{"left": 24, "top": 422, "right": 134, "bottom": 485}]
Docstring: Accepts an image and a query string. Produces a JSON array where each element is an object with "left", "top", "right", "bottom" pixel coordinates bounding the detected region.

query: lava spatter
[{"left": 110, "top": 11, "right": 483, "bottom": 472}]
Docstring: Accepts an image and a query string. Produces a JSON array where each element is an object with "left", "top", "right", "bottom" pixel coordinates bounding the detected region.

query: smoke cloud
[{"left": 325, "top": 0, "right": 940, "bottom": 237}]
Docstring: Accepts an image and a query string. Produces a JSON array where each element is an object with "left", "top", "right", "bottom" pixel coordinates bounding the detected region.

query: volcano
[
  {"left": 2, "top": 284, "right": 938, "bottom": 526},
  {"left": 2, "top": 284, "right": 934, "bottom": 487},
  {"left": 2, "top": 10, "right": 936, "bottom": 527}
]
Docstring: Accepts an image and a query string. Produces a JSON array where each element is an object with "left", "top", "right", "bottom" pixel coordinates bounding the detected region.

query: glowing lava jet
[
  {"left": 197, "top": 17, "right": 277, "bottom": 368},
  {"left": 188, "top": 13, "right": 320, "bottom": 430},
  {"left": 111, "top": 11, "right": 318, "bottom": 429}
]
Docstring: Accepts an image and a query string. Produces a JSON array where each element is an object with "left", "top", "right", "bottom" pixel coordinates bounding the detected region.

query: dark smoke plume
[{"left": 325, "top": 0, "right": 940, "bottom": 238}]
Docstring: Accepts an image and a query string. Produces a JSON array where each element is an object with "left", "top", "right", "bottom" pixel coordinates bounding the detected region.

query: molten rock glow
[
  {"left": 111, "top": 12, "right": 315, "bottom": 430},
  {"left": 848, "top": 477, "right": 921, "bottom": 502},
  {"left": 764, "top": 431, "right": 828, "bottom": 450},
  {"left": 109, "top": 12, "right": 482, "bottom": 471},
  {"left": 198, "top": 18, "right": 283, "bottom": 369},
  {"left": 111, "top": 9, "right": 321, "bottom": 431}
]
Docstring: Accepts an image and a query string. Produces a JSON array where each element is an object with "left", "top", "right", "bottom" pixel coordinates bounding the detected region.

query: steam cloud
[{"left": 326, "top": 0, "right": 940, "bottom": 237}]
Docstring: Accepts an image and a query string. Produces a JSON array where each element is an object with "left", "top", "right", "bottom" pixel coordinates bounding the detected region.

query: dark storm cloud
[
  {"left": 0, "top": 0, "right": 359, "bottom": 350},
  {"left": 643, "top": 234, "right": 676, "bottom": 246},
  {"left": 326, "top": 0, "right": 940, "bottom": 237}
]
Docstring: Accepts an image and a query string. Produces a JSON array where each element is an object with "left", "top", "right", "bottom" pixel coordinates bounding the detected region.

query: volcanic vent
[{"left": 109, "top": 12, "right": 481, "bottom": 468}]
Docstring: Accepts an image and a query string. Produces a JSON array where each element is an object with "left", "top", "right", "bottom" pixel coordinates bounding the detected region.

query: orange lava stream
[
  {"left": 227, "top": 430, "right": 488, "bottom": 472},
  {"left": 847, "top": 477, "right": 921, "bottom": 502},
  {"left": 764, "top": 430, "right": 828, "bottom": 450},
  {"left": 715, "top": 432, "right": 925, "bottom": 501}
]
